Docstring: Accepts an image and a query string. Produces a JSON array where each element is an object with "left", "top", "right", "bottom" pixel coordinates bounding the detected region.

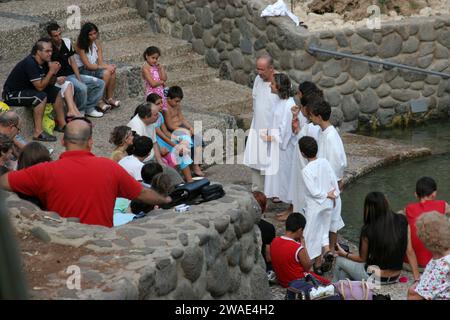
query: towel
[{"left": 261, "top": 0, "right": 300, "bottom": 26}]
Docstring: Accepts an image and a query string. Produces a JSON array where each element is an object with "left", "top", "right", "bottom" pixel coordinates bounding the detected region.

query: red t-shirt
[
  {"left": 405, "top": 200, "right": 446, "bottom": 267},
  {"left": 270, "top": 236, "right": 330, "bottom": 288},
  {"left": 8, "top": 150, "right": 143, "bottom": 228}
]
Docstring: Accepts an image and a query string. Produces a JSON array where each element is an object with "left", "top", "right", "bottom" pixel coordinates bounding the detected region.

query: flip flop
[{"left": 33, "top": 131, "right": 57, "bottom": 142}]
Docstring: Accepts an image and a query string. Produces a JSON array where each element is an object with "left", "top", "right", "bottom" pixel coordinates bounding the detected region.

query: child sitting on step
[
  {"left": 142, "top": 46, "right": 168, "bottom": 111},
  {"left": 164, "top": 85, "right": 205, "bottom": 178}
]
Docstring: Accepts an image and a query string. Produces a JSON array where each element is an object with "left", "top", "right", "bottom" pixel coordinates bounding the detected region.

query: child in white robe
[
  {"left": 309, "top": 99, "right": 347, "bottom": 257},
  {"left": 299, "top": 136, "right": 340, "bottom": 274}
]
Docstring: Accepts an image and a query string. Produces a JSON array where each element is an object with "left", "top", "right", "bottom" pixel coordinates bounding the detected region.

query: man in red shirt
[
  {"left": 0, "top": 118, "right": 171, "bottom": 228},
  {"left": 270, "top": 212, "right": 330, "bottom": 288},
  {"left": 405, "top": 176, "right": 450, "bottom": 268}
]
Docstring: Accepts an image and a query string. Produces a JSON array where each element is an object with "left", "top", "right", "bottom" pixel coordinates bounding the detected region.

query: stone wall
[
  {"left": 128, "top": 0, "right": 450, "bottom": 131},
  {"left": 6, "top": 185, "right": 270, "bottom": 300}
]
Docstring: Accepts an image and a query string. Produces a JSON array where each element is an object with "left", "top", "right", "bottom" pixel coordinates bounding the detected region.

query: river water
[{"left": 340, "top": 120, "right": 450, "bottom": 242}]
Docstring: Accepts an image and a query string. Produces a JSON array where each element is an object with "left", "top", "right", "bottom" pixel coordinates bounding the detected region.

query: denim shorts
[{"left": 79, "top": 67, "right": 105, "bottom": 79}]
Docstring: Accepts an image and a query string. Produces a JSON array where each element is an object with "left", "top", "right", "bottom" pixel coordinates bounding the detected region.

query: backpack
[
  {"left": 286, "top": 274, "right": 342, "bottom": 300},
  {"left": 161, "top": 178, "right": 210, "bottom": 209}
]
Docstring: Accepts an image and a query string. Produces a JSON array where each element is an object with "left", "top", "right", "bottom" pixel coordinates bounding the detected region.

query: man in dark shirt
[
  {"left": 47, "top": 22, "right": 105, "bottom": 118},
  {"left": 2, "top": 38, "right": 67, "bottom": 142}
]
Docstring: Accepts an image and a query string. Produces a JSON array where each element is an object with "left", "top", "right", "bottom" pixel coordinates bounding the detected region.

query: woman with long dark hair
[
  {"left": 333, "top": 192, "right": 420, "bottom": 284},
  {"left": 261, "top": 73, "right": 297, "bottom": 220},
  {"left": 74, "top": 22, "right": 120, "bottom": 115}
]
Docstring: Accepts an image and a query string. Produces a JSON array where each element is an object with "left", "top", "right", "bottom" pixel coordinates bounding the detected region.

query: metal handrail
[{"left": 308, "top": 46, "right": 450, "bottom": 79}]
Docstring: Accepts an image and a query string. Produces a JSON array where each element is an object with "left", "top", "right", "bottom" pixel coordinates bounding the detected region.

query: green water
[{"left": 340, "top": 120, "right": 450, "bottom": 243}]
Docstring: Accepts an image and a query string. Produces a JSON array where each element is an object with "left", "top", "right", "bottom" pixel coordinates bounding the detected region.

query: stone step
[
  {"left": 58, "top": 7, "right": 141, "bottom": 36},
  {"left": 0, "top": 0, "right": 128, "bottom": 21},
  {"left": 65, "top": 19, "right": 149, "bottom": 43},
  {"left": 182, "top": 81, "right": 253, "bottom": 116},
  {"left": 113, "top": 63, "right": 219, "bottom": 100}
]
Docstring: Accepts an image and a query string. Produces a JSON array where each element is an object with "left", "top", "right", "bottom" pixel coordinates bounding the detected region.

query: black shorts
[{"left": 2, "top": 86, "right": 60, "bottom": 108}]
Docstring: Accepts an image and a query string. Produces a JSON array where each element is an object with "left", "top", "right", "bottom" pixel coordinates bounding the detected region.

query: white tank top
[{"left": 74, "top": 42, "right": 98, "bottom": 68}]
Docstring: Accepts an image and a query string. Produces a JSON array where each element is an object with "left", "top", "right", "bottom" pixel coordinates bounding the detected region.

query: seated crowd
[{"left": 0, "top": 20, "right": 448, "bottom": 301}]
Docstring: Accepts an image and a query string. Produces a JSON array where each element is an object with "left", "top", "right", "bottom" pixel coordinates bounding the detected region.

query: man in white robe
[
  {"left": 310, "top": 99, "right": 347, "bottom": 256},
  {"left": 243, "top": 55, "right": 278, "bottom": 192},
  {"left": 299, "top": 136, "right": 339, "bottom": 268}
]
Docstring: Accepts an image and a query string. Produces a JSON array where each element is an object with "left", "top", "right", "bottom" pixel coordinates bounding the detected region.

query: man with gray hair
[
  {"left": 0, "top": 111, "right": 26, "bottom": 157},
  {"left": 0, "top": 118, "right": 171, "bottom": 227},
  {"left": 243, "top": 54, "right": 278, "bottom": 192}
]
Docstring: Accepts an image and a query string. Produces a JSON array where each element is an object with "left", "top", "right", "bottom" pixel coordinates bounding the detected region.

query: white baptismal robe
[
  {"left": 243, "top": 75, "right": 278, "bottom": 170},
  {"left": 263, "top": 96, "right": 296, "bottom": 202},
  {"left": 302, "top": 158, "right": 340, "bottom": 260},
  {"left": 317, "top": 125, "right": 347, "bottom": 233},
  {"left": 287, "top": 121, "right": 321, "bottom": 213}
]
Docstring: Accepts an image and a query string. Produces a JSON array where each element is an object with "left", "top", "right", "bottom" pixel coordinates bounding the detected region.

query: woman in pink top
[{"left": 142, "top": 46, "right": 168, "bottom": 111}]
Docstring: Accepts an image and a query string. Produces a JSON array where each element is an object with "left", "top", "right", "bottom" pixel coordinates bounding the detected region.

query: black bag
[
  {"left": 162, "top": 178, "right": 210, "bottom": 208},
  {"left": 286, "top": 274, "right": 342, "bottom": 300},
  {"left": 200, "top": 184, "right": 225, "bottom": 202}
]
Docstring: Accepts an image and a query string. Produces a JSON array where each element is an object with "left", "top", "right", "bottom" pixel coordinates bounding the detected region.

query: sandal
[
  {"left": 105, "top": 98, "right": 120, "bottom": 109},
  {"left": 33, "top": 131, "right": 57, "bottom": 142},
  {"left": 54, "top": 125, "right": 66, "bottom": 133},
  {"left": 97, "top": 102, "right": 111, "bottom": 113}
]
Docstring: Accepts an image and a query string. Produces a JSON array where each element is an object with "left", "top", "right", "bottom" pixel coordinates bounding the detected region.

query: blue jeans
[{"left": 66, "top": 74, "right": 105, "bottom": 113}]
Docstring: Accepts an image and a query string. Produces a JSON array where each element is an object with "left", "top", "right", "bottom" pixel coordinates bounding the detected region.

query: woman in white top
[{"left": 75, "top": 22, "right": 120, "bottom": 114}]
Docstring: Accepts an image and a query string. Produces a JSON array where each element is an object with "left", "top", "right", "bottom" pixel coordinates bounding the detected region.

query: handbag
[
  {"left": 161, "top": 178, "right": 210, "bottom": 208},
  {"left": 333, "top": 279, "right": 373, "bottom": 300},
  {"left": 286, "top": 274, "right": 342, "bottom": 300}
]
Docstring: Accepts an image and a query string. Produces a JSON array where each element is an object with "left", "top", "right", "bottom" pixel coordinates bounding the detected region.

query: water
[{"left": 340, "top": 120, "right": 450, "bottom": 243}]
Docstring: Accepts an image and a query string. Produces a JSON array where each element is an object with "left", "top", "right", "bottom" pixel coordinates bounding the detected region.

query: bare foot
[{"left": 192, "top": 165, "right": 205, "bottom": 177}]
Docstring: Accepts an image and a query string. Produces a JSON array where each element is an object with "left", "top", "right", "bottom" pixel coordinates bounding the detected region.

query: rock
[
  {"left": 116, "top": 228, "right": 146, "bottom": 240},
  {"left": 437, "top": 97, "right": 450, "bottom": 113},
  {"left": 330, "top": 107, "right": 344, "bottom": 127},
  {"left": 391, "top": 90, "right": 420, "bottom": 102},
  {"left": 379, "top": 33, "right": 403, "bottom": 58},
  {"left": 179, "top": 233, "right": 189, "bottom": 246},
  {"left": 221, "top": 227, "right": 236, "bottom": 251},
  {"left": 418, "top": 55, "right": 433, "bottom": 69},
  {"left": 341, "top": 95, "right": 359, "bottom": 121},
  {"left": 350, "top": 34, "right": 367, "bottom": 54},
  {"left": 89, "top": 240, "right": 113, "bottom": 248},
  {"left": 195, "top": 219, "right": 210, "bottom": 228},
  {"left": 324, "top": 89, "right": 341, "bottom": 108},
  {"left": 410, "top": 82, "right": 424, "bottom": 90},
  {"left": 423, "top": 86, "right": 436, "bottom": 97},
  {"left": 377, "top": 108, "right": 395, "bottom": 126},
  {"left": 138, "top": 266, "right": 156, "bottom": 299},
  {"left": 62, "top": 229, "right": 86, "bottom": 239},
  {"left": 364, "top": 43, "right": 378, "bottom": 57},
  {"left": 418, "top": 23, "right": 436, "bottom": 41},
  {"left": 356, "top": 77, "right": 370, "bottom": 91},
  {"left": 155, "top": 258, "right": 177, "bottom": 296},
  {"left": 204, "top": 232, "right": 221, "bottom": 268},
  {"left": 418, "top": 42, "right": 435, "bottom": 57},
  {"left": 214, "top": 217, "right": 230, "bottom": 233},
  {"left": 279, "top": 51, "right": 293, "bottom": 70},
  {"left": 240, "top": 37, "right": 253, "bottom": 55},
  {"left": 171, "top": 248, "right": 184, "bottom": 260},
  {"left": 227, "top": 243, "right": 241, "bottom": 267},
  {"left": 253, "top": 35, "right": 268, "bottom": 51},
  {"left": 376, "top": 84, "right": 391, "bottom": 98},
  {"left": 103, "top": 278, "right": 139, "bottom": 300},
  {"left": 402, "top": 37, "right": 420, "bottom": 54},
  {"left": 250, "top": 265, "right": 270, "bottom": 299},
  {"left": 425, "top": 75, "right": 441, "bottom": 85},
  {"left": 229, "top": 50, "right": 244, "bottom": 69},
  {"left": 293, "top": 53, "right": 316, "bottom": 71},
  {"left": 30, "top": 227, "right": 51, "bottom": 243},
  {"left": 379, "top": 97, "right": 400, "bottom": 109},
  {"left": 339, "top": 81, "right": 356, "bottom": 95},
  {"left": 437, "top": 27, "right": 450, "bottom": 48},
  {"left": 318, "top": 77, "right": 335, "bottom": 88},
  {"left": 182, "top": 25, "right": 193, "bottom": 42},
  {"left": 207, "top": 257, "right": 231, "bottom": 297},
  {"left": 192, "top": 39, "right": 205, "bottom": 55},
  {"left": 181, "top": 247, "right": 204, "bottom": 282},
  {"left": 205, "top": 49, "right": 220, "bottom": 68},
  {"left": 349, "top": 60, "right": 368, "bottom": 81},
  {"left": 389, "top": 76, "right": 408, "bottom": 90},
  {"left": 360, "top": 89, "right": 379, "bottom": 114},
  {"left": 173, "top": 279, "right": 198, "bottom": 300},
  {"left": 370, "top": 75, "right": 384, "bottom": 89},
  {"left": 136, "top": 0, "right": 148, "bottom": 18},
  {"left": 239, "top": 233, "right": 255, "bottom": 273},
  {"left": 322, "top": 60, "right": 341, "bottom": 78},
  {"left": 202, "top": 30, "right": 216, "bottom": 48},
  {"left": 336, "top": 73, "right": 349, "bottom": 85},
  {"left": 340, "top": 120, "right": 359, "bottom": 132},
  {"left": 430, "top": 60, "right": 449, "bottom": 72}
]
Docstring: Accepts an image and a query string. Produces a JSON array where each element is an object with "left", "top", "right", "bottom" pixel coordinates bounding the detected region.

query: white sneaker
[{"left": 85, "top": 110, "right": 103, "bottom": 118}]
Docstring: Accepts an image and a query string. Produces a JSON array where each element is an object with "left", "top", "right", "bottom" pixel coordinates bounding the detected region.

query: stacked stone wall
[
  {"left": 6, "top": 185, "right": 270, "bottom": 300},
  {"left": 129, "top": 0, "right": 450, "bottom": 130}
]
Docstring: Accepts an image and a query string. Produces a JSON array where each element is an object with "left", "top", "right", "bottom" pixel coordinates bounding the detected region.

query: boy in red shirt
[
  {"left": 405, "top": 177, "right": 450, "bottom": 268},
  {"left": 270, "top": 212, "right": 330, "bottom": 288}
]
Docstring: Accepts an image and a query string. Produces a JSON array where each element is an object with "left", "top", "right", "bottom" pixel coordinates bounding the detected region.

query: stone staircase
[{"left": 0, "top": 0, "right": 253, "bottom": 158}]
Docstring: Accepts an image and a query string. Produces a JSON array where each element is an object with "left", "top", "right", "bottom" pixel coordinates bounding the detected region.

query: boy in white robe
[
  {"left": 299, "top": 136, "right": 339, "bottom": 273},
  {"left": 309, "top": 99, "right": 347, "bottom": 257}
]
